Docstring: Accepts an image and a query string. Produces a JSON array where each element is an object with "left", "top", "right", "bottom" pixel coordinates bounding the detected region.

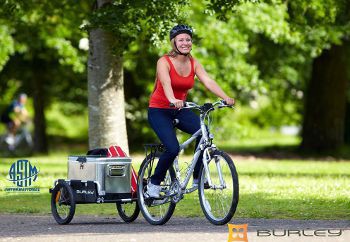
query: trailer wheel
[
  {"left": 51, "top": 181, "right": 76, "bottom": 225},
  {"left": 116, "top": 201, "right": 140, "bottom": 223}
]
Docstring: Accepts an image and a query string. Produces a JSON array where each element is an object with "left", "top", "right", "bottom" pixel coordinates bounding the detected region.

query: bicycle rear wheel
[
  {"left": 137, "top": 153, "right": 176, "bottom": 225},
  {"left": 198, "top": 150, "right": 239, "bottom": 225}
]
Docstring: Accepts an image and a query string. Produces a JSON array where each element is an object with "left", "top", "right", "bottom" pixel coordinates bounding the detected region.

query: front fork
[{"left": 202, "top": 146, "right": 226, "bottom": 189}]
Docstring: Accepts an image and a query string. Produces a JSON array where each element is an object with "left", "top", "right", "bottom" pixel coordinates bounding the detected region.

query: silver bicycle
[
  {"left": 137, "top": 100, "right": 239, "bottom": 225},
  {"left": 0, "top": 123, "right": 33, "bottom": 156}
]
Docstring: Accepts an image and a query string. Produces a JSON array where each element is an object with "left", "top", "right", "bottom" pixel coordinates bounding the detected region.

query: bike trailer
[{"left": 50, "top": 145, "right": 140, "bottom": 225}]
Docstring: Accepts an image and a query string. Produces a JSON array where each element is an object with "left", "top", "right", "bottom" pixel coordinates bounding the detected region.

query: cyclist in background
[
  {"left": 0, "top": 93, "right": 29, "bottom": 148},
  {"left": 147, "top": 24, "right": 235, "bottom": 198}
]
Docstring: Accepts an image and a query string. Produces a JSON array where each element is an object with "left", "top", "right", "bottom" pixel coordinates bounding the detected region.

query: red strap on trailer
[
  {"left": 107, "top": 145, "right": 137, "bottom": 197},
  {"left": 130, "top": 167, "right": 138, "bottom": 198},
  {"left": 108, "top": 145, "right": 126, "bottom": 157}
]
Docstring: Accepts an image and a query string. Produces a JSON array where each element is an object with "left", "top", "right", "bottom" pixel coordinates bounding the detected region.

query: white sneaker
[
  {"left": 5, "top": 135, "right": 15, "bottom": 146},
  {"left": 147, "top": 182, "right": 161, "bottom": 198}
]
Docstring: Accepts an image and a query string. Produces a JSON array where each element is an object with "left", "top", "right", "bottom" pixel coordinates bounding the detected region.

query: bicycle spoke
[
  {"left": 117, "top": 201, "right": 139, "bottom": 222},
  {"left": 199, "top": 150, "right": 239, "bottom": 225},
  {"left": 57, "top": 188, "right": 71, "bottom": 217},
  {"left": 51, "top": 182, "right": 75, "bottom": 225},
  {"left": 138, "top": 152, "right": 176, "bottom": 225}
]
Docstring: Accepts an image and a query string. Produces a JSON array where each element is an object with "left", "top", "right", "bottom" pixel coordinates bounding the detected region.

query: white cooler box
[{"left": 67, "top": 156, "right": 132, "bottom": 195}]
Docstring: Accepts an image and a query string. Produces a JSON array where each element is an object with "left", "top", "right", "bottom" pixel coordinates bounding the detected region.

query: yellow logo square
[{"left": 228, "top": 224, "right": 248, "bottom": 242}]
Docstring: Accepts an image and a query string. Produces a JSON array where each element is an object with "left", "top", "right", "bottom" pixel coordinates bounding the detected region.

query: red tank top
[{"left": 149, "top": 55, "right": 195, "bottom": 108}]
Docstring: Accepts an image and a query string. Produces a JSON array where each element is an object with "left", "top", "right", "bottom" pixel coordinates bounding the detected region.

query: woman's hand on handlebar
[
  {"left": 169, "top": 99, "right": 184, "bottom": 109},
  {"left": 223, "top": 97, "right": 235, "bottom": 106}
]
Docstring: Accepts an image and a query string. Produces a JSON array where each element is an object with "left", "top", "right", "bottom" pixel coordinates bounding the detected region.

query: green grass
[
  {"left": 174, "top": 158, "right": 350, "bottom": 219},
  {"left": 1, "top": 151, "right": 349, "bottom": 220},
  {"left": 217, "top": 130, "right": 301, "bottom": 153}
]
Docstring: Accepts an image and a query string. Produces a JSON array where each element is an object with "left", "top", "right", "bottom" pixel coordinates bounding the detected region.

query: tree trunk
[
  {"left": 301, "top": 44, "right": 349, "bottom": 151},
  {"left": 345, "top": 100, "right": 350, "bottom": 144},
  {"left": 87, "top": 6, "right": 129, "bottom": 153},
  {"left": 32, "top": 58, "right": 48, "bottom": 153}
]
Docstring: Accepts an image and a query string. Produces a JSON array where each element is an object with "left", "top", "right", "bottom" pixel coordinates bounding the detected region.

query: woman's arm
[
  {"left": 157, "top": 57, "right": 184, "bottom": 108},
  {"left": 194, "top": 59, "right": 235, "bottom": 105}
]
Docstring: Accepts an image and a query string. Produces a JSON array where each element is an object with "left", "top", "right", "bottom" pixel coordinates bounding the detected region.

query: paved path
[{"left": 0, "top": 215, "right": 349, "bottom": 242}]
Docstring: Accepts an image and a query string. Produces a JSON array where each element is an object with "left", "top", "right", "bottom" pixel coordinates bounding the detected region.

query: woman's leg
[
  {"left": 175, "top": 109, "right": 203, "bottom": 179},
  {"left": 148, "top": 108, "right": 179, "bottom": 185}
]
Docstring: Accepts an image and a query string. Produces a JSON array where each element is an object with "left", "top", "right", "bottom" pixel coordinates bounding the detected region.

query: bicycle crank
[{"left": 169, "top": 180, "right": 183, "bottom": 203}]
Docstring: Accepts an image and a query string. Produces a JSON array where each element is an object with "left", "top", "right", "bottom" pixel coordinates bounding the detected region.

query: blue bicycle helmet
[{"left": 169, "top": 24, "right": 193, "bottom": 40}]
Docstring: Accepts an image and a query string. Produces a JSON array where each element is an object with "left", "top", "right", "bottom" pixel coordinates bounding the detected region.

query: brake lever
[
  {"left": 218, "top": 103, "right": 234, "bottom": 109},
  {"left": 170, "top": 102, "right": 190, "bottom": 111}
]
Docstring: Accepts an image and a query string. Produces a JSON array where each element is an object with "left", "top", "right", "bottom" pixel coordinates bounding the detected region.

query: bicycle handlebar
[{"left": 169, "top": 100, "right": 234, "bottom": 113}]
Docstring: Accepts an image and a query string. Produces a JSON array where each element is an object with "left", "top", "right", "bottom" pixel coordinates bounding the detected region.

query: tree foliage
[
  {"left": 203, "top": 0, "right": 350, "bottom": 150},
  {"left": 0, "top": 0, "right": 90, "bottom": 152},
  {"left": 0, "top": 0, "right": 349, "bottom": 152},
  {"left": 0, "top": 0, "right": 89, "bottom": 101},
  {"left": 85, "top": 0, "right": 189, "bottom": 54},
  {"left": 119, "top": 0, "right": 350, "bottom": 145}
]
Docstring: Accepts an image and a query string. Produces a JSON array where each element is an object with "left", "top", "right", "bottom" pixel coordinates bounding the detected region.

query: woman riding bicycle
[
  {"left": 0, "top": 93, "right": 29, "bottom": 148},
  {"left": 147, "top": 24, "right": 235, "bottom": 198}
]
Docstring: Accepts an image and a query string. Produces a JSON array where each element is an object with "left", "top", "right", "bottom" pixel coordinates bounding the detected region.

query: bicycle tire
[
  {"left": 15, "top": 131, "right": 34, "bottom": 156},
  {"left": 198, "top": 150, "right": 239, "bottom": 225},
  {"left": 116, "top": 201, "right": 140, "bottom": 223},
  {"left": 0, "top": 136, "right": 11, "bottom": 157},
  {"left": 51, "top": 181, "right": 76, "bottom": 225},
  {"left": 137, "top": 153, "right": 176, "bottom": 225}
]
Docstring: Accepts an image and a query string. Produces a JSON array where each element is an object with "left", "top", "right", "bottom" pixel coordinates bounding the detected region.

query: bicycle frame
[
  {"left": 173, "top": 129, "right": 203, "bottom": 191},
  {"left": 172, "top": 101, "right": 229, "bottom": 194}
]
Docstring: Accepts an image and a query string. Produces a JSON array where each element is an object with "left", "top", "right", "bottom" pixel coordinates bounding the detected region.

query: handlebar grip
[
  {"left": 219, "top": 99, "right": 234, "bottom": 108},
  {"left": 169, "top": 102, "right": 187, "bottom": 108}
]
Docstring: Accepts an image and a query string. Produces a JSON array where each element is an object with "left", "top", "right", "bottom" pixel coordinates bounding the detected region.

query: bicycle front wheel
[
  {"left": 137, "top": 153, "right": 176, "bottom": 225},
  {"left": 198, "top": 150, "right": 239, "bottom": 225}
]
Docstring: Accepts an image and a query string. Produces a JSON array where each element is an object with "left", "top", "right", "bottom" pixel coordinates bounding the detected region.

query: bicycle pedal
[{"left": 144, "top": 198, "right": 154, "bottom": 206}]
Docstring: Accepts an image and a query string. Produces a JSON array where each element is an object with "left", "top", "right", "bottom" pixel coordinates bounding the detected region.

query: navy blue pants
[{"left": 148, "top": 108, "right": 203, "bottom": 185}]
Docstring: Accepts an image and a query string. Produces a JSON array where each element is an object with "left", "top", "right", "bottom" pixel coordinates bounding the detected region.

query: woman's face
[{"left": 174, "top": 33, "right": 192, "bottom": 54}]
